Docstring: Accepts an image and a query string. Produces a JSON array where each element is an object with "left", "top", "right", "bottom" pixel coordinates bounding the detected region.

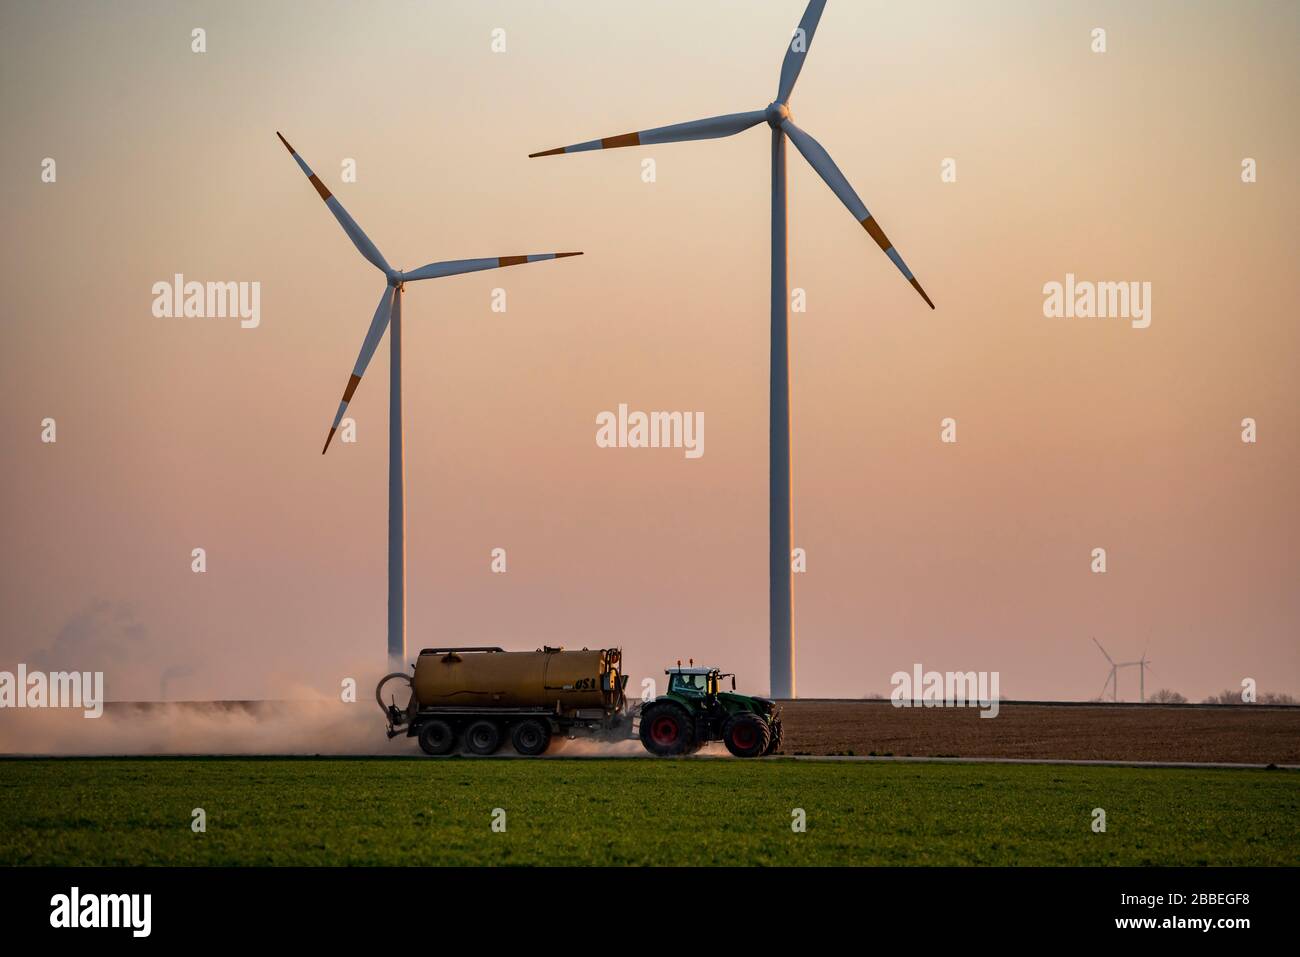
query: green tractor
[{"left": 638, "top": 665, "right": 783, "bottom": 757}]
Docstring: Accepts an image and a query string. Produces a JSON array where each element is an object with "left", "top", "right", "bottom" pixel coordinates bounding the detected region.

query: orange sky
[{"left": 1, "top": 0, "right": 1297, "bottom": 703}]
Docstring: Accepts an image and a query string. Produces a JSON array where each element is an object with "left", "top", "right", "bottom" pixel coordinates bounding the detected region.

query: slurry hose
[{"left": 375, "top": 672, "right": 413, "bottom": 736}]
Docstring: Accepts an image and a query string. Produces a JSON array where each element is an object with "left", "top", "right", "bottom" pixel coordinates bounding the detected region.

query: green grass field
[{"left": 1, "top": 757, "right": 1295, "bottom": 866}]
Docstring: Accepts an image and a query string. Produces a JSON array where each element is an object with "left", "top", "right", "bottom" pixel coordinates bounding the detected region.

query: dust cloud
[
  {"left": 0, "top": 700, "right": 412, "bottom": 756},
  {"left": 0, "top": 699, "right": 668, "bottom": 757}
]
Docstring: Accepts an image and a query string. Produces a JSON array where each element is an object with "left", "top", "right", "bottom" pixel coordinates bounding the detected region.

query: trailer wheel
[
  {"left": 418, "top": 719, "right": 456, "bottom": 756},
  {"left": 511, "top": 719, "right": 552, "bottom": 756},
  {"left": 639, "top": 702, "right": 694, "bottom": 756},
  {"left": 722, "top": 712, "right": 771, "bottom": 758},
  {"left": 464, "top": 719, "right": 503, "bottom": 756}
]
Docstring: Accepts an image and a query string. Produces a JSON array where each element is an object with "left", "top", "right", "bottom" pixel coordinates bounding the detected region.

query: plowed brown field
[{"left": 777, "top": 700, "right": 1300, "bottom": 764}]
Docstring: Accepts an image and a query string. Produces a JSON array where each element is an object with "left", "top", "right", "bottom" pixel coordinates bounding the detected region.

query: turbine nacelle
[{"left": 764, "top": 101, "right": 791, "bottom": 128}]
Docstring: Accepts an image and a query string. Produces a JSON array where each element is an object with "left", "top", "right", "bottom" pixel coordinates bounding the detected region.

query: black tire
[
  {"left": 639, "top": 702, "right": 695, "bottom": 756},
  {"left": 722, "top": 712, "right": 771, "bottom": 758},
  {"left": 762, "top": 716, "right": 784, "bottom": 756},
  {"left": 417, "top": 719, "right": 456, "bottom": 756},
  {"left": 511, "top": 719, "right": 552, "bottom": 756},
  {"left": 464, "top": 719, "right": 502, "bottom": 756}
]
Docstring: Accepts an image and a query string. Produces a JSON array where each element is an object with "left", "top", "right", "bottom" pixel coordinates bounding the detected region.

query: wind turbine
[
  {"left": 277, "top": 132, "right": 582, "bottom": 673},
  {"left": 528, "top": 0, "right": 934, "bottom": 699},
  {"left": 1117, "top": 645, "right": 1153, "bottom": 703},
  {"left": 1092, "top": 637, "right": 1120, "bottom": 702},
  {"left": 1092, "top": 638, "right": 1153, "bottom": 702}
]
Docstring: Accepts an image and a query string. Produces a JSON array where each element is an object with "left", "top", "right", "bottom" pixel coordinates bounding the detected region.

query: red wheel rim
[
  {"left": 651, "top": 716, "right": 679, "bottom": 745},
  {"left": 733, "top": 724, "right": 756, "bottom": 748}
]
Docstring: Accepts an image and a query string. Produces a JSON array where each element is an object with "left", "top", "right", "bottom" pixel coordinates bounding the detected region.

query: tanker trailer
[{"left": 375, "top": 646, "right": 629, "bottom": 756}]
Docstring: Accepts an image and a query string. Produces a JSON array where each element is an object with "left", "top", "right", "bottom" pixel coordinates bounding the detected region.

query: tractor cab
[{"left": 666, "top": 666, "right": 733, "bottom": 700}]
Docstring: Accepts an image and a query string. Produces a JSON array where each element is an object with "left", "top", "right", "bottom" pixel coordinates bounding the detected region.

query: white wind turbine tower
[{"left": 277, "top": 132, "right": 582, "bottom": 673}]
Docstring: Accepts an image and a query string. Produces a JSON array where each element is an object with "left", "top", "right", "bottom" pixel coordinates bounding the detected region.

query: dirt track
[{"left": 778, "top": 700, "right": 1300, "bottom": 764}]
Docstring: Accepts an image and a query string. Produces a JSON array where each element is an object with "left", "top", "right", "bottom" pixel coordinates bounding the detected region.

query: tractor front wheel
[
  {"left": 722, "top": 712, "right": 771, "bottom": 758},
  {"left": 639, "top": 702, "right": 695, "bottom": 756}
]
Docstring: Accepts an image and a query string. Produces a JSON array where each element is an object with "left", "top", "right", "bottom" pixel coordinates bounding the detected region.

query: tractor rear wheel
[
  {"left": 722, "top": 712, "right": 771, "bottom": 758},
  {"left": 639, "top": 702, "right": 694, "bottom": 756},
  {"left": 417, "top": 719, "right": 456, "bottom": 756},
  {"left": 511, "top": 719, "right": 552, "bottom": 756},
  {"left": 762, "top": 716, "right": 784, "bottom": 756},
  {"left": 464, "top": 719, "right": 502, "bottom": 756}
]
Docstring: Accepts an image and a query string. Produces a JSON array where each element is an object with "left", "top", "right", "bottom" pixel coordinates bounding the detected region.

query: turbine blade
[
  {"left": 277, "top": 132, "right": 391, "bottom": 275},
  {"left": 777, "top": 0, "right": 828, "bottom": 101},
  {"left": 528, "top": 111, "right": 765, "bottom": 157},
  {"left": 1092, "top": 637, "right": 1115, "bottom": 665},
  {"left": 403, "top": 251, "right": 582, "bottom": 283},
  {"left": 782, "top": 120, "right": 935, "bottom": 309},
  {"left": 322, "top": 285, "right": 396, "bottom": 454}
]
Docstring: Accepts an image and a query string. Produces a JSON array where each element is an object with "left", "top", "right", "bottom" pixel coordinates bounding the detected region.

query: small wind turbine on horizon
[
  {"left": 528, "top": 0, "right": 935, "bottom": 699},
  {"left": 1119, "top": 644, "right": 1153, "bottom": 703},
  {"left": 1093, "top": 638, "right": 1120, "bottom": 701},
  {"left": 277, "top": 131, "right": 582, "bottom": 673},
  {"left": 1092, "top": 637, "right": 1153, "bottom": 702}
]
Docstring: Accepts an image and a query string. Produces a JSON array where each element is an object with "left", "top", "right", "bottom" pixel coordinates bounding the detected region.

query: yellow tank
[{"left": 411, "top": 646, "right": 624, "bottom": 715}]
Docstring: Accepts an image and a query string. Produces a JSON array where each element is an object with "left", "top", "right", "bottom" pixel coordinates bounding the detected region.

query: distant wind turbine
[
  {"left": 1092, "top": 637, "right": 1152, "bottom": 702},
  {"left": 277, "top": 132, "right": 582, "bottom": 672},
  {"left": 1093, "top": 637, "right": 1120, "bottom": 702},
  {"left": 1116, "top": 644, "right": 1153, "bottom": 703},
  {"left": 528, "top": 0, "right": 935, "bottom": 698}
]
